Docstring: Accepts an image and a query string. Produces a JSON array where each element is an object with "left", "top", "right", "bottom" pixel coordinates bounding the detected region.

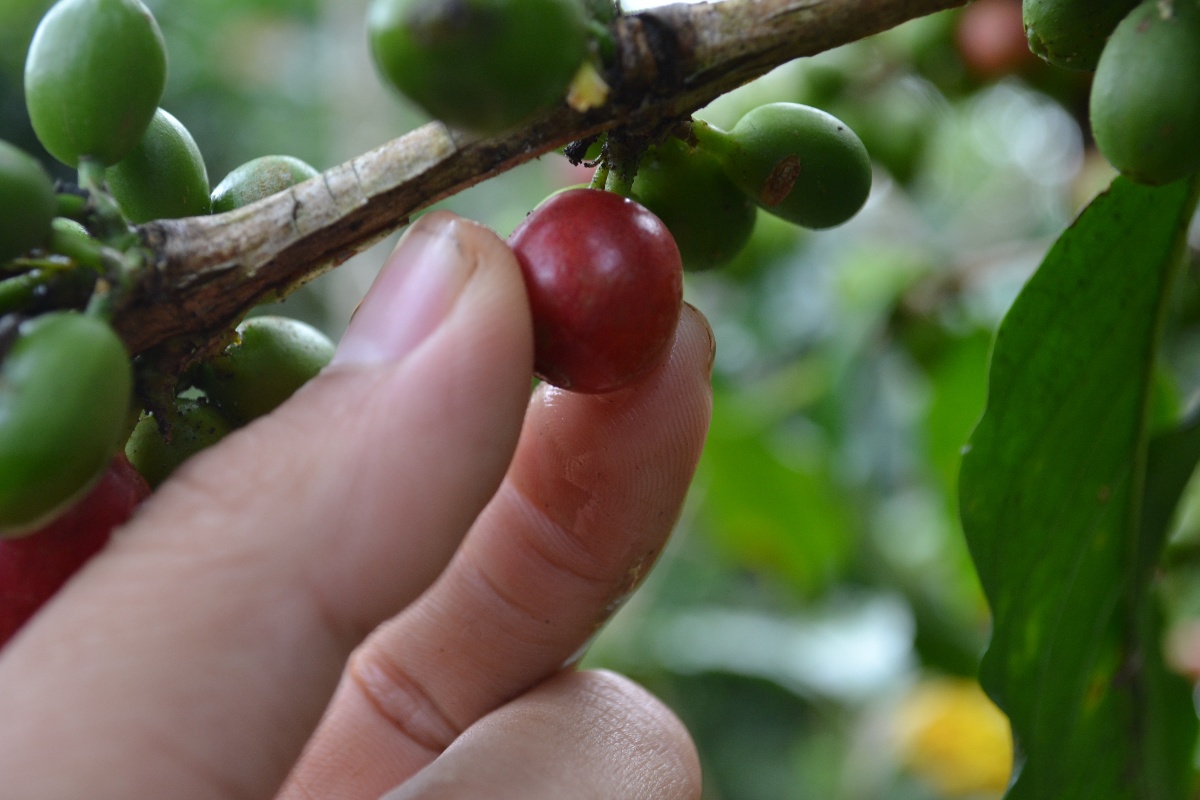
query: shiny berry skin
[
  {"left": 195, "top": 315, "right": 335, "bottom": 425},
  {"left": 368, "top": 0, "right": 588, "bottom": 133},
  {"left": 0, "top": 454, "right": 150, "bottom": 650},
  {"left": 1024, "top": 0, "right": 1137, "bottom": 72},
  {"left": 125, "top": 397, "right": 235, "bottom": 488},
  {"left": 507, "top": 189, "right": 683, "bottom": 393},
  {"left": 695, "top": 103, "right": 872, "bottom": 230},
  {"left": 1090, "top": 0, "right": 1200, "bottom": 185},
  {"left": 106, "top": 108, "right": 211, "bottom": 223},
  {"left": 0, "top": 311, "right": 133, "bottom": 536},
  {"left": 24, "top": 0, "right": 167, "bottom": 167},
  {"left": 0, "top": 139, "right": 56, "bottom": 262},
  {"left": 632, "top": 136, "right": 757, "bottom": 272},
  {"left": 210, "top": 155, "right": 319, "bottom": 214}
]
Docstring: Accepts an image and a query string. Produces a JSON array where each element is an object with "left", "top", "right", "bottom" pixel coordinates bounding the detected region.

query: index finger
[{"left": 281, "top": 304, "right": 714, "bottom": 799}]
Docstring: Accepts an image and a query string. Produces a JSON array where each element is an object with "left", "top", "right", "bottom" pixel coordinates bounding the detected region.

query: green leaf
[
  {"left": 959, "top": 176, "right": 1200, "bottom": 799},
  {"left": 700, "top": 386, "right": 856, "bottom": 597}
]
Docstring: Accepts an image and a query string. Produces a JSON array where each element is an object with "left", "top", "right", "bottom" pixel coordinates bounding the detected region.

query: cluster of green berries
[
  {"left": 1025, "top": 0, "right": 1200, "bottom": 186},
  {"left": 21, "top": 0, "right": 320, "bottom": 220},
  {"left": 636, "top": 102, "right": 873, "bottom": 273},
  {"left": 0, "top": 309, "right": 334, "bottom": 646},
  {"left": 1, "top": 0, "right": 335, "bottom": 523},
  {"left": 0, "top": 0, "right": 343, "bottom": 645}
]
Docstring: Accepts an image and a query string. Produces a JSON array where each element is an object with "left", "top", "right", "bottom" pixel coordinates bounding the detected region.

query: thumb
[{"left": 0, "top": 211, "right": 535, "bottom": 800}]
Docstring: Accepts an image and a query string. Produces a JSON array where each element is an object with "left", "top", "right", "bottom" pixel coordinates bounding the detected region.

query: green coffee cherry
[
  {"left": 0, "top": 139, "right": 56, "bottom": 262},
  {"left": 695, "top": 103, "right": 872, "bottom": 230},
  {"left": 196, "top": 316, "right": 335, "bottom": 424},
  {"left": 125, "top": 397, "right": 235, "bottom": 488},
  {"left": 0, "top": 312, "right": 132, "bottom": 535},
  {"left": 46, "top": 217, "right": 103, "bottom": 272},
  {"left": 1023, "top": 0, "right": 1138, "bottom": 71},
  {"left": 368, "top": 0, "right": 589, "bottom": 132},
  {"left": 1091, "top": 0, "right": 1200, "bottom": 185},
  {"left": 105, "top": 108, "right": 210, "bottom": 223},
  {"left": 210, "top": 155, "right": 319, "bottom": 213},
  {"left": 0, "top": 273, "right": 44, "bottom": 315},
  {"left": 24, "top": 0, "right": 167, "bottom": 167},
  {"left": 632, "top": 137, "right": 757, "bottom": 271}
]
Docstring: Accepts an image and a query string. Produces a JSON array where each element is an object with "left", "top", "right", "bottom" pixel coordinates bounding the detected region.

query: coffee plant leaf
[{"left": 960, "top": 175, "right": 1200, "bottom": 799}]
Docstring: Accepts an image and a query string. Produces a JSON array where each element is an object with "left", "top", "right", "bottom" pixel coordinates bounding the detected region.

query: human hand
[{"left": 0, "top": 211, "right": 712, "bottom": 799}]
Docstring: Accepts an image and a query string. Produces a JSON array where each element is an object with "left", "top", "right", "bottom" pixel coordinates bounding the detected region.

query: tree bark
[{"left": 120, "top": 0, "right": 965, "bottom": 358}]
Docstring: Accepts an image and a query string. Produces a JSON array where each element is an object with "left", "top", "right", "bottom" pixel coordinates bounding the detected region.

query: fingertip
[
  {"left": 332, "top": 211, "right": 527, "bottom": 369},
  {"left": 679, "top": 302, "right": 717, "bottom": 383}
]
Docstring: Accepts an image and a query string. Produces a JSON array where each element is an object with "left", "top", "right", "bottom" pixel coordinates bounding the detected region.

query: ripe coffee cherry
[
  {"left": 695, "top": 103, "right": 872, "bottom": 230},
  {"left": 195, "top": 315, "right": 335, "bottom": 424},
  {"left": 0, "top": 139, "right": 56, "bottom": 262},
  {"left": 368, "top": 0, "right": 588, "bottom": 132},
  {"left": 507, "top": 189, "right": 684, "bottom": 393},
  {"left": 210, "top": 155, "right": 319, "bottom": 213},
  {"left": 1091, "top": 0, "right": 1200, "bottom": 185},
  {"left": 1023, "top": 0, "right": 1137, "bottom": 71},
  {"left": 106, "top": 108, "right": 211, "bottom": 223},
  {"left": 0, "top": 453, "right": 150, "bottom": 650},
  {"left": 125, "top": 397, "right": 235, "bottom": 488},
  {"left": 632, "top": 136, "right": 757, "bottom": 272},
  {"left": 24, "top": 0, "right": 167, "bottom": 167},
  {"left": 0, "top": 312, "right": 133, "bottom": 536}
]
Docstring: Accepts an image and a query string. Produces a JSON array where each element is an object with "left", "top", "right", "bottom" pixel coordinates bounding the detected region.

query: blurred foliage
[{"left": 10, "top": 0, "right": 1200, "bottom": 797}]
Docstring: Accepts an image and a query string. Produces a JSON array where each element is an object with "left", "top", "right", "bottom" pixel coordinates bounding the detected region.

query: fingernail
[
  {"left": 333, "top": 213, "right": 474, "bottom": 366},
  {"left": 685, "top": 304, "right": 716, "bottom": 379}
]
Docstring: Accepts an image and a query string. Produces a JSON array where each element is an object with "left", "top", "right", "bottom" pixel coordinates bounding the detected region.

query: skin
[{"left": 0, "top": 211, "right": 710, "bottom": 799}]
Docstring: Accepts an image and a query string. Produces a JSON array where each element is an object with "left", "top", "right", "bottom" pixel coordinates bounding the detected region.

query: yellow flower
[{"left": 894, "top": 678, "right": 1014, "bottom": 798}]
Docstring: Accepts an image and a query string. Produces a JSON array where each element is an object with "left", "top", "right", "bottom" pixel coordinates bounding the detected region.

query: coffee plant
[{"left": 3, "top": 0, "right": 1200, "bottom": 796}]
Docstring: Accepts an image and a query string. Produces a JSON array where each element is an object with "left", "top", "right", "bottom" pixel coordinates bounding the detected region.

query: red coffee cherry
[
  {"left": 507, "top": 189, "right": 684, "bottom": 394},
  {"left": 0, "top": 454, "right": 150, "bottom": 650}
]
